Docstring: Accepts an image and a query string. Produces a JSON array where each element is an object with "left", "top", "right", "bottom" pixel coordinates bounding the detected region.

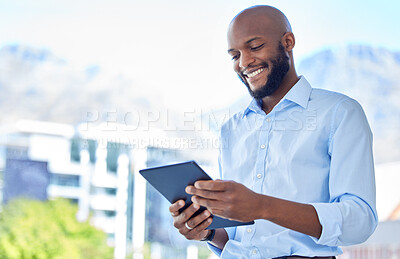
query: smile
[{"left": 244, "top": 68, "right": 265, "bottom": 78}]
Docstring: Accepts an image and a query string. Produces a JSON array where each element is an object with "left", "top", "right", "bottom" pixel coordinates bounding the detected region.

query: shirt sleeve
[
  {"left": 311, "top": 98, "right": 378, "bottom": 246},
  {"left": 207, "top": 227, "right": 236, "bottom": 256},
  {"left": 207, "top": 133, "right": 237, "bottom": 256}
]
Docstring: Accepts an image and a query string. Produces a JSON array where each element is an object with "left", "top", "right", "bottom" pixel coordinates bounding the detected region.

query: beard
[{"left": 240, "top": 43, "right": 290, "bottom": 100}]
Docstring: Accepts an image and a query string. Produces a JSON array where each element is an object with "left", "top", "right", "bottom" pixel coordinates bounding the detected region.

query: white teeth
[{"left": 246, "top": 68, "right": 264, "bottom": 78}]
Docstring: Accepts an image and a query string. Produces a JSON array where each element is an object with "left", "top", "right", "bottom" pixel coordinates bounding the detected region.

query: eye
[
  {"left": 250, "top": 44, "right": 264, "bottom": 51},
  {"left": 231, "top": 55, "right": 239, "bottom": 60},
  {"left": 230, "top": 53, "right": 240, "bottom": 61}
]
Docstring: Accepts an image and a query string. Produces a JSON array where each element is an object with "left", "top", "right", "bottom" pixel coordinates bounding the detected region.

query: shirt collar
[
  {"left": 242, "top": 76, "right": 312, "bottom": 118},
  {"left": 283, "top": 75, "right": 312, "bottom": 109}
]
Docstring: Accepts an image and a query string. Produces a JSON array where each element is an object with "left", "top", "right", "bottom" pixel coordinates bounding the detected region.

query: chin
[{"left": 249, "top": 80, "right": 267, "bottom": 92}]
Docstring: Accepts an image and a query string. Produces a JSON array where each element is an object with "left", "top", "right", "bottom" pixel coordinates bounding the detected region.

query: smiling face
[
  {"left": 234, "top": 41, "right": 290, "bottom": 99},
  {"left": 227, "top": 7, "right": 291, "bottom": 99}
]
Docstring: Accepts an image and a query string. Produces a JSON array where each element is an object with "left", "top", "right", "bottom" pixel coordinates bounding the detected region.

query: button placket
[{"left": 254, "top": 115, "right": 271, "bottom": 188}]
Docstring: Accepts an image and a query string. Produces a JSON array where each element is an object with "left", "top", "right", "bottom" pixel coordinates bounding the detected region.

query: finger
[
  {"left": 194, "top": 180, "right": 228, "bottom": 191},
  {"left": 169, "top": 200, "right": 185, "bottom": 214},
  {"left": 206, "top": 209, "right": 230, "bottom": 219},
  {"left": 186, "top": 209, "right": 212, "bottom": 230},
  {"left": 175, "top": 203, "right": 201, "bottom": 235},
  {"left": 186, "top": 217, "right": 214, "bottom": 240},
  {"left": 191, "top": 195, "right": 223, "bottom": 210},
  {"left": 195, "top": 216, "right": 213, "bottom": 232},
  {"left": 186, "top": 186, "right": 223, "bottom": 200},
  {"left": 178, "top": 203, "right": 200, "bottom": 223}
]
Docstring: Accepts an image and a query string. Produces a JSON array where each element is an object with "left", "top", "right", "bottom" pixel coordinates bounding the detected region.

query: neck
[{"left": 261, "top": 70, "right": 299, "bottom": 114}]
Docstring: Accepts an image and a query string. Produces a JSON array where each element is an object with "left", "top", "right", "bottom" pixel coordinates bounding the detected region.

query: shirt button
[
  {"left": 247, "top": 228, "right": 252, "bottom": 233},
  {"left": 257, "top": 174, "right": 262, "bottom": 179},
  {"left": 266, "top": 118, "right": 271, "bottom": 122},
  {"left": 260, "top": 144, "right": 266, "bottom": 149},
  {"left": 252, "top": 249, "right": 257, "bottom": 255}
]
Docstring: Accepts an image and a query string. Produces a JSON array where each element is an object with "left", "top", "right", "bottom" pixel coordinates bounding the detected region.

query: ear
[{"left": 281, "top": 32, "right": 295, "bottom": 52}]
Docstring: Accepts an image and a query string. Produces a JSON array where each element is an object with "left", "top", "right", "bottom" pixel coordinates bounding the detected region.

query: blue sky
[{"left": 1, "top": 0, "right": 399, "bottom": 110}]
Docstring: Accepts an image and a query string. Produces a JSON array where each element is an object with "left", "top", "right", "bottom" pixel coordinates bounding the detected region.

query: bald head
[
  {"left": 227, "top": 5, "right": 298, "bottom": 103},
  {"left": 227, "top": 5, "right": 295, "bottom": 56},
  {"left": 229, "top": 5, "right": 292, "bottom": 37}
]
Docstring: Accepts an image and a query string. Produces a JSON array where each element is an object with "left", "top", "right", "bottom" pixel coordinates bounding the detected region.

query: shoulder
[
  {"left": 310, "top": 88, "right": 348, "bottom": 105},
  {"left": 309, "top": 88, "right": 364, "bottom": 113},
  {"left": 311, "top": 89, "right": 372, "bottom": 140}
]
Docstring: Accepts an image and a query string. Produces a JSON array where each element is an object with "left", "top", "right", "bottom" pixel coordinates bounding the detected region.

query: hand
[
  {"left": 186, "top": 180, "right": 263, "bottom": 222},
  {"left": 169, "top": 200, "right": 213, "bottom": 241}
]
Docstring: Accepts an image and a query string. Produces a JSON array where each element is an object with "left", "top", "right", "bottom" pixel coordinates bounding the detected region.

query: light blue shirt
[{"left": 208, "top": 76, "right": 378, "bottom": 258}]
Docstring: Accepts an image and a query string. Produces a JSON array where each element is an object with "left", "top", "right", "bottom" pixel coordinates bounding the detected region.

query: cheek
[{"left": 233, "top": 62, "right": 239, "bottom": 73}]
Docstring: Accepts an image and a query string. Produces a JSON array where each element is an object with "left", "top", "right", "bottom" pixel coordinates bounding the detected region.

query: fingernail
[
  {"left": 193, "top": 204, "right": 199, "bottom": 209},
  {"left": 204, "top": 211, "right": 209, "bottom": 217},
  {"left": 179, "top": 201, "right": 184, "bottom": 206}
]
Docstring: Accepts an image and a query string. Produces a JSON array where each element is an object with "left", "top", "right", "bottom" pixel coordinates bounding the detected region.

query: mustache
[{"left": 240, "top": 62, "right": 269, "bottom": 76}]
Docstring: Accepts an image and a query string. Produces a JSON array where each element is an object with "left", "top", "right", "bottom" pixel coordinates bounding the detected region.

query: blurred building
[
  {"left": 0, "top": 119, "right": 218, "bottom": 259},
  {"left": 0, "top": 120, "right": 133, "bottom": 258},
  {"left": 338, "top": 220, "right": 400, "bottom": 259}
]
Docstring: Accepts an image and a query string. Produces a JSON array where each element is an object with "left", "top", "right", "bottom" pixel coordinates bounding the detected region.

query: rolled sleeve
[
  {"left": 311, "top": 98, "right": 378, "bottom": 246},
  {"left": 311, "top": 195, "right": 377, "bottom": 246},
  {"left": 207, "top": 227, "right": 236, "bottom": 256},
  {"left": 207, "top": 242, "right": 222, "bottom": 257},
  {"left": 311, "top": 202, "right": 343, "bottom": 246}
]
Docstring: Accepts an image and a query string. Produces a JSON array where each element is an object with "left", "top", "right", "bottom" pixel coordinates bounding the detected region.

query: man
[{"left": 170, "top": 5, "right": 377, "bottom": 259}]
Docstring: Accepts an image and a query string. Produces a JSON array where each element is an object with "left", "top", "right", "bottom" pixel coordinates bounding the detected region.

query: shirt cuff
[
  {"left": 207, "top": 242, "right": 222, "bottom": 256},
  {"left": 225, "top": 226, "right": 236, "bottom": 240},
  {"left": 310, "top": 202, "right": 343, "bottom": 246},
  {"left": 206, "top": 227, "right": 236, "bottom": 256}
]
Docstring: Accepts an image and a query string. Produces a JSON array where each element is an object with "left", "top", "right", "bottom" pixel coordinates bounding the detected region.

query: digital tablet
[{"left": 139, "top": 161, "right": 254, "bottom": 229}]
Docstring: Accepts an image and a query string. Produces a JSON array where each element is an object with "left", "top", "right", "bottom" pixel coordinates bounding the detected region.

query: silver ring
[{"left": 185, "top": 222, "right": 193, "bottom": 230}]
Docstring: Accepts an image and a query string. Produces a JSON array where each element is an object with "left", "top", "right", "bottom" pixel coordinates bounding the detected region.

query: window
[
  {"left": 50, "top": 174, "right": 80, "bottom": 187},
  {"left": 70, "top": 137, "right": 81, "bottom": 162}
]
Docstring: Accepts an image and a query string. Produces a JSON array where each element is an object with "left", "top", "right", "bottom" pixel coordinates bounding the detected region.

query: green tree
[{"left": 0, "top": 198, "right": 113, "bottom": 259}]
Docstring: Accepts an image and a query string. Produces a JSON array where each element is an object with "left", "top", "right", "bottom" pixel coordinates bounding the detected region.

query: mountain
[
  {"left": 0, "top": 44, "right": 162, "bottom": 125},
  {"left": 0, "top": 44, "right": 216, "bottom": 151}
]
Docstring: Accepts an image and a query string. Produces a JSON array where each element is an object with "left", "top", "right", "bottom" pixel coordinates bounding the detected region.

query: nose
[{"left": 239, "top": 51, "right": 255, "bottom": 69}]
